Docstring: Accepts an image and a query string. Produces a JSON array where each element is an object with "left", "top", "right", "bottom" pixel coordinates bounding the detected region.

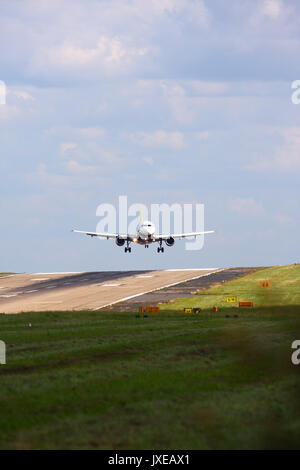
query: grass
[
  {"left": 162, "top": 264, "right": 300, "bottom": 312},
  {"left": 0, "top": 265, "right": 300, "bottom": 449}
]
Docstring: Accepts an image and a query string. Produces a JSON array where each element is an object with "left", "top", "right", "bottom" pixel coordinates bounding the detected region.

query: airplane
[{"left": 72, "top": 212, "right": 214, "bottom": 253}]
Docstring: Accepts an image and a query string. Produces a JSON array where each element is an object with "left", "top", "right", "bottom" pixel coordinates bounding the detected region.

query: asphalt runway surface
[
  {"left": 102, "top": 267, "right": 257, "bottom": 311},
  {"left": 0, "top": 268, "right": 227, "bottom": 314}
]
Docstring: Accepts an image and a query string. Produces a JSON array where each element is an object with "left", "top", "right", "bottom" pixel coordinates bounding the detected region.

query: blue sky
[{"left": 1, "top": 0, "right": 300, "bottom": 272}]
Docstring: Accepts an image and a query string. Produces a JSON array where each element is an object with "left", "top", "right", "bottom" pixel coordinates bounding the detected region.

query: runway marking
[
  {"left": 0, "top": 275, "right": 16, "bottom": 279},
  {"left": 33, "top": 272, "right": 83, "bottom": 275},
  {"left": 63, "top": 282, "right": 72, "bottom": 285},
  {"left": 0, "top": 287, "right": 7, "bottom": 289},
  {"left": 30, "top": 278, "right": 51, "bottom": 281},
  {"left": 136, "top": 275, "right": 155, "bottom": 278},
  {"left": 93, "top": 269, "right": 222, "bottom": 311},
  {"left": 0, "top": 294, "right": 18, "bottom": 298},
  {"left": 46, "top": 286, "right": 57, "bottom": 289},
  {"left": 24, "top": 290, "right": 39, "bottom": 294},
  {"left": 165, "top": 268, "right": 220, "bottom": 271},
  {"left": 101, "top": 283, "right": 122, "bottom": 287}
]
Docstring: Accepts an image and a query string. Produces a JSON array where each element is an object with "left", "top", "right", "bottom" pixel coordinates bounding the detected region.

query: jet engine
[
  {"left": 165, "top": 237, "right": 175, "bottom": 247},
  {"left": 116, "top": 237, "right": 125, "bottom": 246}
]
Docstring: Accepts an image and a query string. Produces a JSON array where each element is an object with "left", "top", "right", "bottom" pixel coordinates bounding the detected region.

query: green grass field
[
  {"left": 163, "top": 264, "right": 300, "bottom": 312},
  {"left": 0, "top": 265, "right": 300, "bottom": 449}
]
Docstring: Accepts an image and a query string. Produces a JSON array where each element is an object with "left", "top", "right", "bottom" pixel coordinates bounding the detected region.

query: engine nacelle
[
  {"left": 116, "top": 237, "right": 125, "bottom": 247},
  {"left": 165, "top": 237, "right": 175, "bottom": 247}
]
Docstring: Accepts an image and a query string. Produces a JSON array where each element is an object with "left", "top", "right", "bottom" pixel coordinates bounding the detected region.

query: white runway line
[
  {"left": 0, "top": 287, "right": 7, "bottom": 289},
  {"left": 30, "top": 278, "right": 50, "bottom": 281},
  {"left": 136, "top": 275, "right": 155, "bottom": 278},
  {"left": 93, "top": 269, "right": 223, "bottom": 311},
  {"left": 166, "top": 268, "right": 220, "bottom": 271},
  {"left": 0, "top": 274, "right": 16, "bottom": 279},
  {"left": 24, "top": 290, "right": 39, "bottom": 294},
  {"left": 101, "top": 283, "right": 122, "bottom": 287},
  {"left": 0, "top": 294, "right": 18, "bottom": 298},
  {"left": 46, "top": 286, "right": 57, "bottom": 289},
  {"left": 33, "top": 272, "right": 83, "bottom": 275}
]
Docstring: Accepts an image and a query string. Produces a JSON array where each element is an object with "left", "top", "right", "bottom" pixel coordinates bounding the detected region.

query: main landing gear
[
  {"left": 125, "top": 241, "right": 131, "bottom": 253},
  {"left": 157, "top": 241, "right": 164, "bottom": 253}
]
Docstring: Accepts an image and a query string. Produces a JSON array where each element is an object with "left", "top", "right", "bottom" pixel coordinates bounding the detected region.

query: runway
[
  {"left": 0, "top": 268, "right": 221, "bottom": 314},
  {"left": 102, "top": 267, "right": 256, "bottom": 311}
]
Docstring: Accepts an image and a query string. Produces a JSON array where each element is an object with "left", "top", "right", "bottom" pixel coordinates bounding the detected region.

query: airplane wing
[
  {"left": 72, "top": 230, "right": 131, "bottom": 240},
  {"left": 154, "top": 230, "right": 215, "bottom": 240}
]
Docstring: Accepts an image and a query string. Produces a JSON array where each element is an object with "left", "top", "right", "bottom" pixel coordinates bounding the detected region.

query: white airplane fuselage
[{"left": 136, "top": 220, "right": 156, "bottom": 243}]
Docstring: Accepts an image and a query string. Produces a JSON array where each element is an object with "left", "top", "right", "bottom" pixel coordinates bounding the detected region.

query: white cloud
[
  {"left": 27, "top": 163, "right": 71, "bottom": 187},
  {"left": 46, "top": 126, "right": 106, "bottom": 140},
  {"left": 143, "top": 156, "right": 154, "bottom": 166},
  {"left": 250, "top": 0, "right": 290, "bottom": 26},
  {"left": 29, "top": 36, "right": 148, "bottom": 78},
  {"left": 0, "top": 0, "right": 212, "bottom": 85},
  {"left": 130, "top": 130, "right": 185, "bottom": 149},
  {"left": 60, "top": 142, "right": 78, "bottom": 156},
  {"left": 135, "top": 0, "right": 210, "bottom": 27},
  {"left": 76, "top": 127, "right": 106, "bottom": 139},
  {"left": 56, "top": 36, "right": 146, "bottom": 66},
  {"left": 0, "top": 104, "right": 21, "bottom": 121},
  {"left": 274, "top": 127, "right": 300, "bottom": 171},
  {"left": 185, "top": 0, "right": 210, "bottom": 27},
  {"left": 261, "top": 0, "right": 283, "bottom": 19},
  {"left": 160, "top": 80, "right": 231, "bottom": 124},
  {"left": 65, "top": 160, "right": 97, "bottom": 174},
  {"left": 194, "top": 131, "right": 209, "bottom": 140},
  {"left": 64, "top": 148, "right": 123, "bottom": 174},
  {"left": 8, "top": 89, "right": 34, "bottom": 100},
  {"left": 188, "top": 81, "right": 228, "bottom": 95},
  {"left": 160, "top": 81, "right": 195, "bottom": 124},
  {"left": 248, "top": 127, "right": 300, "bottom": 173},
  {"left": 274, "top": 214, "right": 294, "bottom": 226},
  {"left": 229, "top": 197, "right": 265, "bottom": 216},
  {"left": 97, "top": 150, "right": 122, "bottom": 165}
]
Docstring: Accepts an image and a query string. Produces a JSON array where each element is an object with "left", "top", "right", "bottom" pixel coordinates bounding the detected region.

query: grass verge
[{"left": 0, "top": 265, "right": 299, "bottom": 449}]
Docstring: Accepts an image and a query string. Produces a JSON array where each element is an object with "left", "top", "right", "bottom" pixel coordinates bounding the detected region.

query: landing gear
[
  {"left": 145, "top": 244, "right": 149, "bottom": 248},
  {"left": 157, "top": 241, "right": 164, "bottom": 253},
  {"left": 125, "top": 241, "right": 131, "bottom": 253}
]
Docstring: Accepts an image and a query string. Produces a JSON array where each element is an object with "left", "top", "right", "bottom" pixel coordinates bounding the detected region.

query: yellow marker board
[{"left": 226, "top": 296, "right": 237, "bottom": 303}]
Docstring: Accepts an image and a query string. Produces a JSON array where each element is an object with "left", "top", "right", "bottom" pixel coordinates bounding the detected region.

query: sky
[{"left": 1, "top": 0, "right": 300, "bottom": 272}]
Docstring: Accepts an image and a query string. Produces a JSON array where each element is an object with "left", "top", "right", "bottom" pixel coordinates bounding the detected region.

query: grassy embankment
[{"left": 0, "top": 265, "right": 299, "bottom": 449}]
